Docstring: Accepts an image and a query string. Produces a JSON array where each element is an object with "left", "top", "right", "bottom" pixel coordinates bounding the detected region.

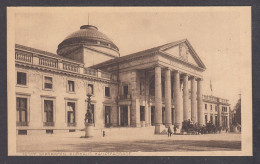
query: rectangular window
[
  {"left": 18, "top": 130, "right": 27, "bottom": 135},
  {"left": 88, "top": 84, "right": 94, "bottom": 95},
  {"left": 68, "top": 80, "right": 75, "bottom": 92},
  {"left": 124, "top": 85, "right": 128, "bottom": 96},
  {"left": 140, "top": 80, "right": 144, "bottom": 95},
  {"left": 67, "top": 102, "right": 76, "bottom": 126},
  {"left": 140, "top": 106, "right": 145, "bottom": 121},
  {"left": 205, "top": 104, "right": 207, "bottom": 110},
  {"left": 44, "top": 100, "right": 54, "bottom": 126},
  {"left": 17, "top": 72, "right": 27, "bottom": 85},
  {"left": 123, "top": 85, "right": 128, "bottom": 99},
  {"left": 215, "top": 115, "right": 218, "bottom": 125},
  {"left": 46, "top": 130, "right": 53, "bottom": 134},
  {"left": 210, "top": 105, "right": 212, "bottom": 110},
  {"left": 44, "top": 76, "right": 53, "bottom": 89},
  {"left": 205, "top": 115, "right": 208, "bottom": 123},
  {"left": 105, "top": 106, "right": 111, "bottom": 127},
  {"left": 210, "top": 115, "right": 213, "bottom": 123},
  {"left": 215, "top": 106, "right": 218, "bottom": 112},
  {"left": 16, "top": 97, "right": 28, "bottom": 125},
  {"left": 105, "top": 87, "right": 110, "bottom": 97}
]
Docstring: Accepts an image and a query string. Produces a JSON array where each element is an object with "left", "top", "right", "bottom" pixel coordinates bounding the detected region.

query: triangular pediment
[{"left": 160, "top": 39, "right": 206, "bottom": 69}]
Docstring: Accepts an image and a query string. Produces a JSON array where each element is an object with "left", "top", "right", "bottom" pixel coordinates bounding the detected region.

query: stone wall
[{"left": 15, "top": 66, "right": 118, "bottom": 131}]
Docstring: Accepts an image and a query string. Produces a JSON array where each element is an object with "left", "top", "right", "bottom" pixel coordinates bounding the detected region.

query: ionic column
[
  {"left": 173, "top": 71, "right": 182, "bottom": 128},
  {"left": 212, "top": 113, "right": 215, "bottom": 125},
  {"left": 165, "top": 69, "right": 172, "bottom": 127},
  {"left": 145, "top": 103, "right": 149, "bottom": 126},
  {"left": 183, "top": 74, "right": 190, "bottom": 121},
  {"left": 118, "top": 106, "right": 121, "bottom": 126},
  {"left": 197, "top": 78, "right": 204, "bottom": 126},
  {"left": 154, "top": 66, "right": 162, "bottom": 126},
  {"left": 191, "top": 77, "right": 197, "bottom": 123},
  {"left": 128, "top": 105, "right": 130, "bottom": 126}
]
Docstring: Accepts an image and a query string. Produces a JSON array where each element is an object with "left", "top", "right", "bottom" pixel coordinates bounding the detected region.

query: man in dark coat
[{"left": 168, "top": 127, "right": 173, "bottom": 137}]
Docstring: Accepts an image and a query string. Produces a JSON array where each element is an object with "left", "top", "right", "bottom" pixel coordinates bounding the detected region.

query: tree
[{"left": 233, "top": 98, "right": 241, "bottom": 125}]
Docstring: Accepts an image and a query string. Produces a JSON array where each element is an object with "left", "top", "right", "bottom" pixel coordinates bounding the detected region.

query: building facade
[
  {"left": 15, "top": 25, "right": 229, "bottom": 135},
  {"left": 203, "top": 95, "right": 230, "bottom": 128}
]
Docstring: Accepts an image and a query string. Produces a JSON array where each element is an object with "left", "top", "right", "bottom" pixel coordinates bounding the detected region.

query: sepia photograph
[{"left": 7, "top": 7, "right": 252, "bottom": 156}]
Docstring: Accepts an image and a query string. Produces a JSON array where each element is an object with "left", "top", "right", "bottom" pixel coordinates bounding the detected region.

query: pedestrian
[
  {"left": 103, "top": 130, "right": 105, "bottom": 137},
  {"left": 174, "top": 126, "right": 177, "bottom": 134},
  {"left": 168, "top": 127, "right": 172, "bottom": 137}
]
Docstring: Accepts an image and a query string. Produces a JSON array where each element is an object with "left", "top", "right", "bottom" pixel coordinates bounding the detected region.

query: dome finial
[{"left": 80, "top": 25, "right": 98, "bottom": 30}]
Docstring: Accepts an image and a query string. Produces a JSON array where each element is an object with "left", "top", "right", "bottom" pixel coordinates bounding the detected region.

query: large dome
[{"left": 57, "top": 25, "right": 119, "bottom": 57}]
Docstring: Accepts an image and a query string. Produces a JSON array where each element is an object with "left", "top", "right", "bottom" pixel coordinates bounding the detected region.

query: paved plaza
[{"left": 17, "top": 127, "right": 241, "bottom": 152}]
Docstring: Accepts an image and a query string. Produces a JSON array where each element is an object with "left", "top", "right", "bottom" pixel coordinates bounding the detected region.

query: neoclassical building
[
  {"left": 15, "top": 25, "right": 229, "bottom": 135},
  {"left": 203, "top": 95, "right": 230, "bottom": 128}
]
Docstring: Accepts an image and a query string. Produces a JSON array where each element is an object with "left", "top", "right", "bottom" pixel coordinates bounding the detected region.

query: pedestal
[
  {"left": 154, "top": 124, "right": 165, "bottom": 134},
  {"left": 84, "top": 122, "right": 94, "bottom": 138}
]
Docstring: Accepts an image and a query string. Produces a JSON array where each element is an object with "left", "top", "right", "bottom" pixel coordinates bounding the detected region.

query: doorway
[{"left": 120, "top": 105, "right": 128, "bottom": 126}]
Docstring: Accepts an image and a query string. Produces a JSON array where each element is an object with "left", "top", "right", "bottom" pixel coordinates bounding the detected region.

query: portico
[
  {"left": 152, "top": 65, "right": 204, "bottom": 133},
  {"left": 92, "top": 39, "right": 206, "bottom": 133}
]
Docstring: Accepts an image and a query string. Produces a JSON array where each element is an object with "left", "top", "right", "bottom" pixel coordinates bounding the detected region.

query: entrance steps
[
  {"left": 90, "top": 126, "right": 173, "bottom": 137},
  {"left": 90, "top": 126, "right": 156, "bottom": 137}
]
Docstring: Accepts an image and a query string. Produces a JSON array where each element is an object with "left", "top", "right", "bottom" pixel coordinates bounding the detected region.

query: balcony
[
  {"left": 43, "top": 122, "right": 55, "bottom": 126},
  {"left": 119, "top": 94, "right": 132, "bottom": 100},
  {"left": 67, "top": 122, "right": 77, "bottom": 127},
  {"left": 16, "top": 122, "right": 29, "bottom": 126},
  {"left": 149, "top": 96, "right": 155, "bottom": 102}
]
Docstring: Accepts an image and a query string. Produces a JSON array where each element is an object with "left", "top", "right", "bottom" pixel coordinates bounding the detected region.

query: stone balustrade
[
  {"left": 84, "top": 68, "right": 97, "bottom": 76},
  {"left": 43, "top": 122, "right": 55, "bottom": 126},
  {"left": 16, "top": 122, "right": 29, "bottom": 126},
  {"left": 63, "top": 62, "right": 79, "bottom": 72},
  {"left": 15, "top": 52, "right": 33, "bottom": 63},
  {"left": 15, "top": 50, "right": 115, "bottom": 81},
  {"left": 67, "top": 122, "right": 77, "bottom": 126},
  {"left": 39, "top": 58, "right": 58, "bottom": 68},
  {"left": 101, "top": 71, "right": 112, "bottom": 79}
]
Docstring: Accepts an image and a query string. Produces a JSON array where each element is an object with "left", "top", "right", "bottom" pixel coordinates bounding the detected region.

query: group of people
[{"left": 167, "top": 119, "right": 230, "bottom": 136}]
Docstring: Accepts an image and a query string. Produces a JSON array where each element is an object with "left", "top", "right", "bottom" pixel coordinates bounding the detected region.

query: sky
[{"left": 13, "top": 7, "right": 251, "bottom": 108}]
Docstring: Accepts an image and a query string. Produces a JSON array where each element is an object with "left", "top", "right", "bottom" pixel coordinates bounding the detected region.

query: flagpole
[{"left": 210, "top": 80, "right": 212, "bottom": 96}]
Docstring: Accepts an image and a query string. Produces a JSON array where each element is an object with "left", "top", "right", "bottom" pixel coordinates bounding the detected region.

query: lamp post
[{"left": 84, "top": 93, "right": 94, "bottom": 138}]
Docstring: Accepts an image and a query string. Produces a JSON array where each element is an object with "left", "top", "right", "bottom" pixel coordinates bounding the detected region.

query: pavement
[{"left": 16, "top": 127, "right": 241, "bottom": 152}]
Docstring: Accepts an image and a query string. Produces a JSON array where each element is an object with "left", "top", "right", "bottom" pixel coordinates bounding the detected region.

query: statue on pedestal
[{"left": 82, "top": 93, "right": 94, "bottom": 138}]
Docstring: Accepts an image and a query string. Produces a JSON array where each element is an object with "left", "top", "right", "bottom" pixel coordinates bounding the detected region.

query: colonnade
[{"left": 154, "top": 66, "right": 203, "bottom": 133}]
